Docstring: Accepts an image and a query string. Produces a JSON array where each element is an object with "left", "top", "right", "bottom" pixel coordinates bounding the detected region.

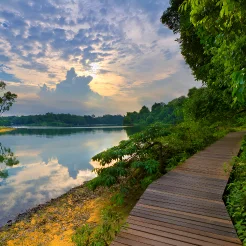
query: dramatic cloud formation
[{"left": 0, "top": 0, "right": 199, "bottom": 116}]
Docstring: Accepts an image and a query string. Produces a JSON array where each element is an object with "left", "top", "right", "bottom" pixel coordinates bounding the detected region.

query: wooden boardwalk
[{"left": 112, "top": 132, "right": 245, "bottom": 246}]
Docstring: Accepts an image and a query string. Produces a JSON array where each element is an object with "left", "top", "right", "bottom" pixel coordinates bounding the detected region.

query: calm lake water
[{"left": 0, "top": 127, "right": 139, "bottom": 227}]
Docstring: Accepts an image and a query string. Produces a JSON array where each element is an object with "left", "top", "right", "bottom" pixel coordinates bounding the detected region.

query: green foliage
[
  {"left": 0, "top": 81, "right": 17, "bottom": 116},
  {"left": 131, "top": 160, "right": 159, "bottom": 175},
  {"left": 0, "top": 143, "right": 19, "bottom": 179},
  {"left": 72, "top": 207, "right": 125, "bottom": 246},
  {"left": 161, "top": 0, "right": 212, "bottom": 83},
  {"left": 183, "top": 87, "right": 235, "bottom": 121},
  {"left": 226, "top": 137, "right": 246, "bottom": 244},
  {"left": 88, "top": 117, "right": 228, "bottom": 204},
  {"left": 88, "top": 122, "right": 169, "bottom": 192},
  {"left": 123, "top": 96, "right": 186, "bottom": 126},
  {"left": 161, "top": 0, "right": 246, "bottom": 103},
  {"left": 0, "top": 113, "right": 124, "bottom": 127}
]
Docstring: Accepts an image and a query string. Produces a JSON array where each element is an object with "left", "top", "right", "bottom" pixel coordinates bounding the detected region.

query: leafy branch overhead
[
  {"left": 88, "top": 123, "right": 169, "bottom": 192},
  {"left": 161, "top": 0, "right": 246, "bottom": 103}
]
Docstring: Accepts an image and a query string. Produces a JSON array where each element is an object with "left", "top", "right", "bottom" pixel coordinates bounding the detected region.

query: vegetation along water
[{"left": 0, "top": 0, "right": 246, "bottom": 245}]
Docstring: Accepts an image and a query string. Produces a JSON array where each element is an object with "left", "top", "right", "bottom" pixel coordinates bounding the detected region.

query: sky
[{"left": 0, "top": 0, "right": 199, "bottom": 116}]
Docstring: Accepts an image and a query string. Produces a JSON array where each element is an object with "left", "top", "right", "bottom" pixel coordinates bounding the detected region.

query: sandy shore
[{"left": 0, "top": 184, "right": 107, "bottom": 246}]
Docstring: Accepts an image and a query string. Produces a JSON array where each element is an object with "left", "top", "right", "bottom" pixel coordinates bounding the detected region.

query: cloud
[
  {"left": 39, "top": 67, "right": 93, "bottom": 98},
  {"left": 48, "top": 73, "right": 56, "bottom": 78},
  {"left": 0, "top": 0, "right": 200, "bottom": 116},
  {"left": 0, "top": 65, "right": 21, "bottom": 82},
  {"left": 0, "top": 54, "right": 10, "bottom": 62},
  {"left": 0, "top": 126, "right": 128, "bottom": 225},
  {"left": 21, "top": 62, "right": 48, "bottom": 72}
]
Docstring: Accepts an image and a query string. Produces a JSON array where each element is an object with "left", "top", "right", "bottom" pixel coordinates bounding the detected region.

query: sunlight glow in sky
[{"left": 0, "top": 0, "right": 199, "bottom": 116}]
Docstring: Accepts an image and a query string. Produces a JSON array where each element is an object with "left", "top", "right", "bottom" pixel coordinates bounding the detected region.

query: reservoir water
[{"left": 0, "top": 127, "right": 137, "bottom": 227}]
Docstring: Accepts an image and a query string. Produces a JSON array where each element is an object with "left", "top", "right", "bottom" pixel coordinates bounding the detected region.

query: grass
[
  {"left": 225, "top": 136, "right": 246, "bottom": 245},
  {"left": 0, "top": 127, "right": 15, "bottom": 133}
]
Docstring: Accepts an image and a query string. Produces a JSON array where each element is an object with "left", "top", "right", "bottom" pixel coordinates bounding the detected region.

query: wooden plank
[
  {"left": 147, "top": 189, "right": 224, "bottom": 204},
  {"left": 151, "top": 182, "right": 224, "bottom": 195},
  {"left": 128, "top": 218, "right": 240, "bottom": 246},
  {"left": 130, "top": 210, "right": 238, "bottom": 237},
  {"left": 162, "top": 172, "right": 228, "bottom": 185},
  {"left": 148, "top": 184, "right": 223, "bottom": 200},
  {"left": 142, "top": 190, "right": 225, "bottom": 208},
  {"left": 114, "top": 235, "right": 153, "bottom": 246},
  {"left": 138, "top": 198, "right": 231, "bottom": 220},
  {"left": 116, "top": 232, "right": 172, "bottom": 246},
  {"left": 128, "top": 216, "right": 241, "bottom": 244},
  {"left": 133, "top": 205, "right": 233, "bottom": 227},
  {"left": 140, "top": 193, "right": 228, "bottom": 214},
  {"left": 111, "top": 132, "right": 245, "bottom": 245},
  {"left": 131, "top": 209, "right": 235, "bottom": 234},
  {"left": 112, "top": 241, "right": 128, "bottom": 246},
  {"left": 120, "top": 228, "right": 195, "bottom": 246}
]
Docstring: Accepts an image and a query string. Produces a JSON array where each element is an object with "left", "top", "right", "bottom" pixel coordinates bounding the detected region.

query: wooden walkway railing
[{"left": 112, "top": 132, "right": 245, "bottom": 246}]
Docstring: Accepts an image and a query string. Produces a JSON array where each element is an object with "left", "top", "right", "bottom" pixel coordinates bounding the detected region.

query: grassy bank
[{"left": 0, "top": 127, "right": 15, "bottom": 133}]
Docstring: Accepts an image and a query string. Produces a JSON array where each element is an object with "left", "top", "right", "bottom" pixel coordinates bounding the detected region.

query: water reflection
[
  {"left": 0, "top": 127, "right": 137, "bottom": 226},
  {"left": 0, "top": 143, "right": 19, "bottom": 179}
]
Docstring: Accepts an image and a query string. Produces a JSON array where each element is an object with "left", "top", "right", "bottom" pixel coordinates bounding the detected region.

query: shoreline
[
  {"left": 0, "top": 182, "right": 91, "bottom": 229},
  {"left": 0, "top": 183, "right": 107, "bottom": 245},
  {"left": 0, "top": 181, "right": 141, "bottom": 246}
]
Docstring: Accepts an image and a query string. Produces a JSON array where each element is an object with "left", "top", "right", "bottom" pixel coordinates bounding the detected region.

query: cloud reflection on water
[{"left": 0, "top": 127, "right": 128, "bottom": 226}]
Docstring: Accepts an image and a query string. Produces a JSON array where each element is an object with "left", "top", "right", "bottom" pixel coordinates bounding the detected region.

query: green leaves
[
  {"left": 163, "top": 0, "right": 246, "bottom": 104},
  {"left": 72, "top": 207, "right": 125, "bottom": 246},
  {"left": 226, "top": 137, "right": 246, "bottom": 242},
  {"left": 131, "top": 160, "right": 159, "bottom": 175},
  {"left": 232, "top": 70, "right": 245, "bottom": 103},
  {"left": 0, "top": 81, "right": 17, "bottom": 116},
  {"left": 0, "top": 143, "right": 19, "bottom": 179},
  {"left": 124, "top": 97, "right": 186, "bottom": 126}
]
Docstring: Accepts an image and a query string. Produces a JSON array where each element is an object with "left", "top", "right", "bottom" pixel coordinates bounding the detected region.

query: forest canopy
[{"left": 161, "top": 0, "right": 246, "bottom": 104}]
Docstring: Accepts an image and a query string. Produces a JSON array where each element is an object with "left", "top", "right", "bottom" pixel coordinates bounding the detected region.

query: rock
[{"left": 7, "top": 220, "right": 12, "bottom": 226}]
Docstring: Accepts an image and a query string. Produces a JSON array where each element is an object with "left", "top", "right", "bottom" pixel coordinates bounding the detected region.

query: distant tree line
[
  {"left": 0, "top": 113, "right": 124, "bottom": 127},
  {"left": 123, "top": 96, "right": 186, "bottom": 126}
]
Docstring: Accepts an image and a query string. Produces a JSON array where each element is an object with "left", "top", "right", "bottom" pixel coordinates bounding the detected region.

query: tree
[
  {"left": 0, "top": 143, "right": 19, "bottom": 178},
  {"left": 151, "top": 103, "right": 164, "bottom": 112},
  {"left": 0, "top": 81, "right": 17, "bottom": 116},
  {"left": 88, "top": 123, "right": 170, "bottom": 196},
  {"left": 161, "top": 0, "right": 212, "bottom": 83},
  {"left": 184, "top": 87, "right": 233, "bottom": 121},
  {"left": 161, "top": 0, "right": 246, "bottom": 103},
  {"left": 139, "top": 106, "right": 150, "bottom": 115}
]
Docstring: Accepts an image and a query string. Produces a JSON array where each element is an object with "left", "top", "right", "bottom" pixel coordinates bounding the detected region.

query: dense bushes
[
  {"left": 225, "top": 137, "right": 246, "bottom": 244},
  {"left": 87, "top": 120, "right": 229, "bottom": 205},
  {"left": 72, "top": 208, "right": 124, "bottom": 246}
]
